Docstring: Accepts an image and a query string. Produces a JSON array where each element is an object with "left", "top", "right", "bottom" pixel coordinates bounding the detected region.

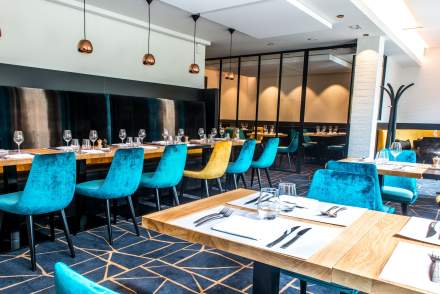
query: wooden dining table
[{"left": 142, "top": 188, "right": 438, "bottom": 294}]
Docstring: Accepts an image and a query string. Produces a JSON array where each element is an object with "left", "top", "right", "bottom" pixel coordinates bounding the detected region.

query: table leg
[
  {"left": 3, "top": 165, "right": 18, "bottom": 193},
  {"left": 76, "top": 160, "right": 87, "bottom": 183},
  {"left": 252, "top": 261, "right": 280, "bottom": 294}
]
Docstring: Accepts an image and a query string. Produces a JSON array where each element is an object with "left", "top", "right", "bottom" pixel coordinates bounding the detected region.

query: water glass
[
  {"left": 13, "top": 130, "right": 24, "bottom": 153},
  {"left": 63, "top": 130, "right": 72, "bottom": 146},
  {"left": 138, "top": 129, "right": 146, "bottom": 144},
  {"left": 211, "top": 128, "right": 217, "bottom": 138},
  {"left": 316, "top": 125, "right": 321, "bottom": 133},
  {"left": 71, "top": 139, "right": 80, "bottom": 152},
  {"left": 375, "top": 149, "right": 389, "bottom": 164},
  {"left": 134, "top": 137, "right": 141, "bottom": 147},
  {"left": 278, "top": 182, "right": 297, "bottom": 197},
  {"left": 198, "top": 128, "right": 205, "bottom": 140},
  {"left": 82, "top": 139, "right": 91, "bottom": 150},
  {"left": 219, "top": 127, "right": 225, "bottom": 138},
  {"left": 390, "top": 141, "right": 402, "bottom": 160},
  {"left": 89, "top": 130, "right": 98, "bottom": 149},
  {"left": 328, "top": 126, "right": 333, "bottom": 134},
  {"left": 234, "top": 128, "right": 240, "bottom": 140},
  {"left": 269, "top": 125, "right": 275, "bottom": 134},
  {"left": 322, "top": 125, "right": 327, "bottom": 133},
  {"left": 126, "top": 137, "right": 133, "bottom": 147},
  {"left": 257, "top": 188, "right": 280, "bottom": 220},
  {"left": 178, "top": 128, "right": 184, "bottom": 142},
  {"left": 334, "top": 125, "right": 339, "bottom": 133},
  {"left": 119, "top": 129, "right": 127, "bottom": 144}
]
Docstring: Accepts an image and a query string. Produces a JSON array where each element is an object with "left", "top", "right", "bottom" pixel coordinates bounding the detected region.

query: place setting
[{"left": 398, "top": 210, "right": 440, "bottom": 246}]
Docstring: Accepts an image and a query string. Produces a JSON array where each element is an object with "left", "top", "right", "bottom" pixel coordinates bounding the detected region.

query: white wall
[
  {"left": 0, "top": 0, "right": 208, "bottom": 89},
  {"left": 381, "top": 47, "right": 440, "bottom": 124}
]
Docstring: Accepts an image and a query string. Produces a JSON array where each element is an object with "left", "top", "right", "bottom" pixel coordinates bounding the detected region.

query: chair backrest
[
  {"left": 287, "top": 131, "right": 299, "bottom": 153},
  {"left": 326, "top": 160, "right": 385, "bottom": 211},
  {"left": 308, "top": 169, "right": 378, "bottom": 210},
  {"left": 254, "top": 138, "right": 280, "bottom": 168},
  {"left": 202, "top": 141, "right": 232, "bottom": 179},
  {"left": 55, "top": 262, "right": 118, "bottom": 294},
  {"left": 230, "top": 140, "right": 256, "bottom": 173},
  {"left": 154, "top": 144, "right": 188, "bottom": 186},
  {"left": 303, "top": 128, "right": 312, "bottom": 143},
  {"left": 100, "top": 148, "right": 144, "bottom": 198},
  {"left": 384, "top": 149, "right": 418, "bottom": 195},
  {"left": 18, "top": 152, "right": 76, "bottom": 215}
]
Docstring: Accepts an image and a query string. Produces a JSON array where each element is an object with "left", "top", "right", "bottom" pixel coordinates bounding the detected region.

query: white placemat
[
  {"left": 171, "top": 206, "right": 342, "bottom": 260},
  {"left": 81, "top": 149, "right": 105, "bottom": 154},
  {"left": 5, "top": 153, "right": 34, "bottom": 160},
  {"left": 379, "top": 242, "right": 440, "bottom": 294},
  {"left": 228, "top": 193, "right": 366, "bottom": 227},
  {"left": 399, "top": 217, "right": 440, "bottom": 246},
  {"left": 141, "top": 145, "right": 160, "bottom": 150}
]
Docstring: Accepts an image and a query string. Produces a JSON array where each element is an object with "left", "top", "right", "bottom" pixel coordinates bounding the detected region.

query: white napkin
[
  {"left": 399, "top": 217, "right": 440, "bottom": 246},
  {"left": 141, "top": 145, "right": 159, "bottom": 150},
  {"left": 81, "top": 149, "right": 104, "bottom": 154},
  {"left": 5, "top": 153, "right": 34, "bottom": 159},
  {"left": 379, "top": 242, "right": 440, "bottom": 293}
]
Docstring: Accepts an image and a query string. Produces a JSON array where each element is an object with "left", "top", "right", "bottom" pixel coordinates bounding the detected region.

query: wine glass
[
  {"left": 234, "top": 128, "right": 240, "bottom": 140},
  {"left": 211, "top": 128, "right": 217, "bottom": 138},
  {"left": 257, "top": 188, "right": 280, "bottom": 220},
  {"left": 138, "top": 129, "right": 146, "bottom": 144},
  {"left": 390, "top": 141, "right": 402, "bottom": 160},
  {"left": 162, "top": 129, "right": 169, "bottom": 144},
  {"left": 316, "top": 125, "right": 321, "bottom": 133},
  {"left": 177, "top": 128, "right": 184, "bottom": 143},
  {"left": 13, "top": 130, "right": 24, "bottom": 153},
  {"left": 334, "top": 125, "right": 339, "bottom": 133},
  {"left": 322, "top": 126, "right": 327, "bottom": 133},
  {"left": 89, "top": 130, "right": 98, "bottom": 149},
  {"left": 119, "top": 129, "right": 127, "bottom": 144},
  {"left": 63, "top": 130, "right": 72, "bottom": 147},
  {"left": 328, "top": 126, "right": 333, "bottom": 134},
  {"left": 219, "top": 127, "right": 225, "bottom": 138},
  {"left": 198, "top": 128, "right": 205, "bottom": 140}
]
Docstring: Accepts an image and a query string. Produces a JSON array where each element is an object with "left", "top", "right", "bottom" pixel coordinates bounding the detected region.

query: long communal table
[{"left": 142, "top": 189, "right": 438, "bottom": 294}]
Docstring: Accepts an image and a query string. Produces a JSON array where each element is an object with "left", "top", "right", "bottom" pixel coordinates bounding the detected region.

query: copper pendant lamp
[
  {"left": 225, "top": 28, "right": 235, "bottom": 80},
  {"left": 143, "top": 0, "right": 155, "bottom": 66},
  {"left": 77, "top": 0, "right": 93, "bottom": 54},
  {"left": 189, "top": 14, "right": 200, "bottom": 74}
]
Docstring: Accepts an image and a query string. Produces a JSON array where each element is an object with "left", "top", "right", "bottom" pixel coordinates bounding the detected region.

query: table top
[
  {"left": 304, "top": 132, "right": 347, "bottom": 138},
  {"left": 248, "top": 132, "right": 288, "bottom": 138},
  {"left": 142, "top": 189, "right": 437, "bottom": 293}
]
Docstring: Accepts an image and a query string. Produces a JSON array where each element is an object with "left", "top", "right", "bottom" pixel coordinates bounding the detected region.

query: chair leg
[
  {"left": 180, "top": 177, "right": 186, "bottom": 198},
  {"left": 256, "top": 169, "right": 262, "bottom": 190},
  {"left": 233, "top": 174, "right": 238, "bottom": 190},
  {"left": 60, "top": 209, "right": 75, "bottom": 258},
  {"left": 154, "top": 189, "right": 161, "bottom": 211},
  {"left": 216, "top": 178, "right": 224, "bottom": 193},
  {"left": 111, "top": 199, "right": 117, "bottom": 225},
  {"left": 172, "top": 186, "right": 180, "bottom": 206},
  {"left": 300, "top": 280, "right": 307, "bottom": 294},
  {"left": 26, "top": 215, "right": 36, "bottom": 271},
  {"left": 401, "top": 203, "right": 409, "bottom": 216},
  {"left": 127, "top": 196, "right": 140, "bottom": 236},
  {"left": 264, "top": 168, "right": 273, "bottom": 188},
  {"left": 204, "top": 179, "right": 210, "bottom": 197},
  {"left": 75, "top": 196, "right": 83, "bottom": 235},
  {"left": 240, "top": 173, "right": 247, "bottom": 189},
  {"left": 251, "top": 168, "right": 255, "bottom": 187},
  {"left": 287, "top": 153, "right": 292, "bottom": 169},
  {"left": 49, "top": 213, "right": 55, "bottom": 241},
  {"left": 104, "top": 199, "right": 113, "bottom": 245}
]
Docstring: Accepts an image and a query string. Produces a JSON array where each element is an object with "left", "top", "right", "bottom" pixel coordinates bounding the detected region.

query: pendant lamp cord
[
  {"left": 193, "top": 19, "right": 197, "bottom": 64},
  {"left": 147, "top": 1, "right": 151, "bottom": 54},
  {"left": 83, "top": 0, "right": 86, "bottom": 39},
  {"left": 229, "top": 32, "right": 233, "bottom": 72}
]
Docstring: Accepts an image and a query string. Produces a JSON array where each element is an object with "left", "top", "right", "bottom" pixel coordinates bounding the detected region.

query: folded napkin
[
  {"left": 81, "top": 150, "right": 105, "bottom": 154},
  {"left": 5, "top": 153, "right": 34, "bottom": 160}
]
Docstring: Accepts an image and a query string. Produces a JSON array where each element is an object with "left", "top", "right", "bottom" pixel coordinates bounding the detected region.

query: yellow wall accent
[{"left": 376, "top": 129, "right": 439, "bottom": 150}]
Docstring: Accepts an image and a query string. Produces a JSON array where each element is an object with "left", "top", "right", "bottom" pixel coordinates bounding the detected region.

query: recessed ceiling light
[
  {"left": 349, "top": 24, "right": 362, "bottom": 30},
  {"left": 363, "top": 33, "right": 370, "bottom": 37},
  {"left": 336, "top": 14, "right": 344, "bottom": 19}
]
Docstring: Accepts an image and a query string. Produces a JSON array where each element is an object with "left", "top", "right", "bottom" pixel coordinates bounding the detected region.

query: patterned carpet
[{"left": 0, "top": 163, "right": 439, "bottom": 293}]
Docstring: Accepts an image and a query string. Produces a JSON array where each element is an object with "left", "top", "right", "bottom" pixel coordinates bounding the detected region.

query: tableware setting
[
  {"left": 0, "top": 149, "right": 8, "bottom": 159},
  {"left": 398, "top": 216, "right": 440, "bottom": 246}
]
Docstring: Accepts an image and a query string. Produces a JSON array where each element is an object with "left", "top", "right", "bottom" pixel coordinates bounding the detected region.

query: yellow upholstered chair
[{"left": 181, "top": 141, "right": 232, "bottom": 197}]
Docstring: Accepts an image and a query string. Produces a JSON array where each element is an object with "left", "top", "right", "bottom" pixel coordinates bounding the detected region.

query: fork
[
  {"left": 320, "top": 205, "right": 338, "bottom": 216},
  {"left": 193, "top": 207, "right": 229, "bottom": 225},
  {"left": 194, "top": 208, "right": 233, "bottom": 227},
  {"left": 328, "top": 207, "right": 347, "bottom": 218}
]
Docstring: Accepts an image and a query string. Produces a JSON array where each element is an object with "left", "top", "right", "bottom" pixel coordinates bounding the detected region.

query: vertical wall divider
[
  {"left": 275, "top": 54, "right": 283, "bottom": 135},
  {"left": 345, "top": 54, "right": 357, "bottom": 153},
  {"left": 105, "top": 94, "right": 112, "bottom": 144},
  {"left": 217, "top": 59, "right": 223, "bottom": 125},
  {"left": 297, "top": 50, "right": 310, "bottom": 173},
  {"left": 235, "top": 57, "right": 241, "bottom": 127},
  {"left": 254, "top": 55, "right": 262, "bottom": 138}
]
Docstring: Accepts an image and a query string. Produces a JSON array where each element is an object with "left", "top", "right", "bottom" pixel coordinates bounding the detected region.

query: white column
[{"left": 348, "top": 36, "right": 385, "bottom": 158}]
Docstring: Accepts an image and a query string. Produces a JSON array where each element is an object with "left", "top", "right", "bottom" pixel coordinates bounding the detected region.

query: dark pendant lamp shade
[
  {"left": 143, "top": 0, "right": 155, "bottom": 66},
  {"left": 225, "top": 28, "right": 235, "bottom": 80},
  {"left": 77, "top": 0, "right": 93, "bottom": 54},
  {"left": 189, "top": 14, "right": 200, "bottom": 74}
]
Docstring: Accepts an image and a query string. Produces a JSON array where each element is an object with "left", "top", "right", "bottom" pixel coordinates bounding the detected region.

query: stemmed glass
[
  {"left": 198, "top": 128, "right": 205, "bottom": 140},
  {"left": 211, "top": 128, "right": 217, "bottom": 138},
  {"left": 219, "top": 127, "right": 225, "bottom": 138},
  {"left": 89, "top": 130, "right": 98, "bottom": 149},
  {"left": 390, "top": 141, "right": 402, "bottom": 160},
  {"left": 234, "top": 128, "right": 240, "bottom": 140},
  {"left": 162, "top": 129, "right": 169, "bottom": 145},
  {"left": 138, "top": 129, "right": 146, "bottom": 144},
  {"left": 119, "top": 129, "right": 127, "bottom": 144},
  {"left": 63, "top": 130, "right": 72, "bottom": 147},
  {"left": 177, "top": 128, "right": 184, "bottom": 143},
  {"left": 13, "top": 131, "right": 24, "bottom": 153},
  {"left": 334, "top": 126, "right": 339, "bottom": 133},
  {"left": 316, "top": 125, "right": 321, "bottom": 133}
]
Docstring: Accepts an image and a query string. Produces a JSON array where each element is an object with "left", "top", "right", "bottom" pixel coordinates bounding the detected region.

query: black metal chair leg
[
  {"left": 155, "top": 189, "right": 161, "bottom": 211},
  {"left": 104, "top": 199, "right": 113, "bottom": 245},
  {"left": 233, "top": 174, "right": 238, "bottom": 190},
  {"left": 127, "top": 196, "right": 140, "bottom": 236},
  {"left": 401, "top": 203, "right": 409, "bottom": 216},
  {"left": 256, "top": 169, "right": 262, "bottom": 190},
  {"left": 251, "top": 168, "right": 255, "bottom": 187},
  {"left": 112, "top": 199, "right": 117, "bottom": 225},
  {"left": 240, "top": 173, "right": 247, "bottom": 188},
  {"left": 172, "top": 186, "right": 180, "bottom": 206},
  {"left": 60, "top": 209, "right": 75, "bottom": 258},
  {"left": 49, "top": 213, "right": 55, "bottom": 241},
  {"left": 26, "top": 215, "right": 36, "bottom": 271},
  {"left": 287, "top": 153, "right": 292, "bottom": 169},
  {"left": 180, "top": 177, "right": 186, "bottom": 198},
  {"left": 264, "top": 168, "right": 272, "bottom": 187},
  {"left": 75, "top": 196, "right": 83, "bottom": 235},
  {"left": 204, "top": 179, "right": 210, "bottom": 197},
  {"left": 300, "top": 280, "right": 307, "bottom": 294},
  {"left": 216, "top": 178, "right": 224, "bottom": 193}
]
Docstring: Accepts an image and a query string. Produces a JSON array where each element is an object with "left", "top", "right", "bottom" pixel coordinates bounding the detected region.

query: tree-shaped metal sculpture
[{"left": 381, "top": 83, "right": 414, "bottom": 148}]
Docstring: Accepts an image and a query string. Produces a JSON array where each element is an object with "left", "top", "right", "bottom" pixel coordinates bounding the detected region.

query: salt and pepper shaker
[{"left": 429, "top": 252, "right": 440, "bottom": 283}]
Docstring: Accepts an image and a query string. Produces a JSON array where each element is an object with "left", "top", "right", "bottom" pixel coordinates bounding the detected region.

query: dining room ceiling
[{"left": 404, "top": 0, "right": 440, "bottom": 48}]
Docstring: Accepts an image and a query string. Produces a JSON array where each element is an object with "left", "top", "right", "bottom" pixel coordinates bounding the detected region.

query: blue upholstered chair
[
  {"left": 250, "top": 138, "right": 279, "bottom": 189},
  {"left": 55, "top": 262, "right": 118, "bottom": 294},
  {"left": 326, "top": 160, "right": 395, "bottom": 213},
  {"left": 75, "top": 148, "right": 144, "bottom": 245},
  {"left": 277, "top": 130, "right": 298, "bottom": 169},
  {"left": 0, "top": 153, "right": 76, "bottom": 271},
  {"left": 382, "top": 150, "right": 418, "bottom": 215},
  {"left": 302, "top": 129, "right": 317, "bottom": 149},
  {"left": 226, "top": 140, "right": 256, "bottom": 189},
  {"left": 139, "top": 144, "right": 187, "bottom": 210}
]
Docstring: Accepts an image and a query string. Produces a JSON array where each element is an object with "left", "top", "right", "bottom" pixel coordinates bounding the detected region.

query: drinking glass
[
  {"left": 219, "top": 127, "right": 225, "bottom": 138},
  {"left": 127, "top": 137, "right": 133, "bottom": 147},
  {"left": 328, "top": 126, "right": 333, "bottom": 134},
  {"left": 278, "top": 182, "right": 297, "bottom": 197},
  {"left": 177, "top": 128, "right": 184, "bottom": 143},
  {"left": 334, "top": 125, "right": 339, "bottom": 133},
  {"left": 375, "top": 149, "right": 389, "bottom": 164},
  {"left": 390, "top": 141, "right": 402, "bottom": 159},
  {"left": 63, "top": 130, "right": 72, "bottom": 147},
  {"left": 322, "top": 125, "right": 327, "bottom": 133},
  {"left": 82, "top": 139, "right": 91, "bottom": 150},
  {"left": 198, "top": 128, "right": 205, "bottom": 140},
  {"left": 316, "top": 125, "right": 321, "bottom": 133},
  {"left": 71, "top": 139, "right": 80, "bottom": 152},
  {"left": 211, "top": 128, "right": 217, "bottom": 138},
  {"left": 257, "top": 188, "right": 280, "bottom": 220},
  {"left": 134, "top": 137, "right": 141, "bottom": 147},
  {"left": 138, "top": 129, "right": 146, "bottom": 144},
  {"left": 269, "top": 125, "right": 274, "bottom": 134},
  {"left": 162, "top": 129, "right": 169, "bottom": 144},
  {"left": 234, "top": 128, "right": 240, "bottom": 140},
  {"left": 13, "top": 130, "right": 24, "bottom": 153},
  {"left": 89, "top": 130, "right": 98, "bottom": 149},
  {"left": 119, "top": 129, "right": 127, "bottom": 144}
]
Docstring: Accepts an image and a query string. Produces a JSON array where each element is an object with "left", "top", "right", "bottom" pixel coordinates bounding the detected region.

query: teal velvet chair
[
  {"left": 326, "top": 160, "right": 395, "bottom": 213},
  {"left": 226, "top": 140, "right": 256, "bottom": 189},
  {"left": 327, "top": 144, "right": 347, "bottom": 158},
  {"left": 250, "top": 138, "right": 279, "bottom": 189},
  {"left": 277, "top": 130, "right": 298, "bottom": 169},
  {"left": 55, "top": 262, "right": 118, "bottom": 294},
  {"left": 139, "top": 144, "right": 187, "bottom": 211},
  {"left": 0, "top": 153, "right": 76, "bottom": 271},
  {"left": 75, "top": 148, "right": 144, "bottom": 245},
  {"left": 302, "top": 129, "right": 317, "bottom": 149},
  {"left": 382, "top": 150, "right": 418, "bottom": 215}
]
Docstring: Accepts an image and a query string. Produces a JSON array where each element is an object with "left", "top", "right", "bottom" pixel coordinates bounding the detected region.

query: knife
[
  {"left": 427, "top": 209, "right": 440, "bottom": 238},
  {"left": 266, "top": 226, "right": 300, "bottom": 248},
  {"left": 280, "top": 228, "right": 312, "bottom": 249}
]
